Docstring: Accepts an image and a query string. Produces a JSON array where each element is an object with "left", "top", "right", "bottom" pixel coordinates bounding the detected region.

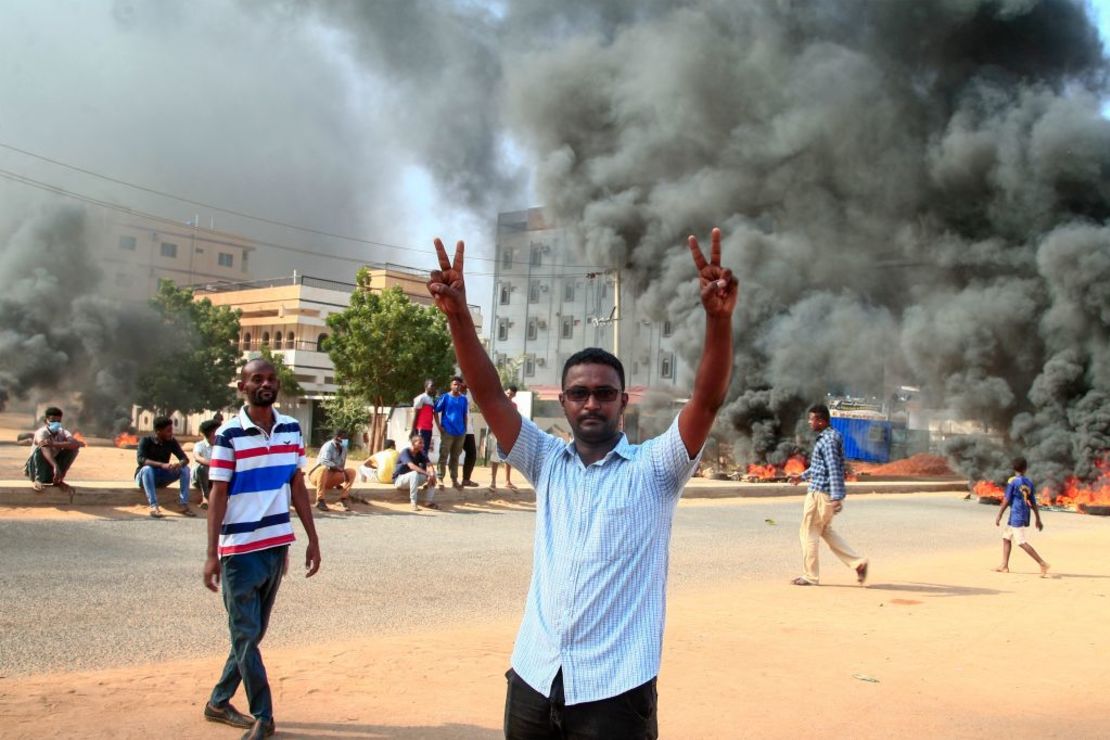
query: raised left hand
[{"left": 688, "top": 228, "right": 738, "bottom": 317}]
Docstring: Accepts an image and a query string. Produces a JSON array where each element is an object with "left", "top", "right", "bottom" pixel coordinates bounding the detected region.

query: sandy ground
[{"left": 1, "top": 500, "right": 1108, "bottom": 739}]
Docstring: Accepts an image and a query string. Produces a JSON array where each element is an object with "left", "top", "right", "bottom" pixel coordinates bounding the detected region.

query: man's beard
[
  {"left": 249, "top": 389, "right": 277, "bottom": 407},
  {"left": 571, "top": 414, "right": 620, "bottom": 445}
]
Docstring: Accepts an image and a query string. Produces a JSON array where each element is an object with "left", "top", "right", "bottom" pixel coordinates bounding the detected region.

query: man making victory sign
[{"left": 427, "top": 228, "right": 737, "bottom": 739}]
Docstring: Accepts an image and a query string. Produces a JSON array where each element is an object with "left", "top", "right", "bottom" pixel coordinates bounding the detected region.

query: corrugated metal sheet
[{"left": 830, "top": 417, "right": 898, "bottom": 463}]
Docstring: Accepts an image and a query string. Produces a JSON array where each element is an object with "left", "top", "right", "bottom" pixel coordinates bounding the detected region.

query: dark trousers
[
  {"left": 210, "top": 546, "right": 287, "bottom": 721},
  {"left": 463, "top": 433, "right": 477, "bottom": 481},
  {"left": 196, "top": 464, "right": 211, "bottom": 498},
  {"left": 25, "top": 447, "right": 76, "bottom": 483},
  {"left": 417, "top": 428, "right": 433, "bottom": 455},
  {"left": 504, "top": 668, "right": 658, "bottom": 740}
]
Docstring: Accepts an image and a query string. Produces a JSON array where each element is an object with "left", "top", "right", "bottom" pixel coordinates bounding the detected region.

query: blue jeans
[
  {"left": 135, "top": 466, "right": 190, "bottom": 508},
  {"left": 210, "top": 546, "right": 287, "bottom": 721}
]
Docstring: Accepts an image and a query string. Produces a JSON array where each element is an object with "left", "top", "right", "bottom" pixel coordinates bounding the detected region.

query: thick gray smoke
[
  {"left": 0, "top": 206, "right": 177, "bottom": 432},
  {"left": 499, "top": 0, "right": 1110, "bottom": 489}
]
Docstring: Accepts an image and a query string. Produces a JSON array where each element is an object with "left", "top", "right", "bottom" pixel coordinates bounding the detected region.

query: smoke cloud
[{"left": 499, "top": 0, "right": 1109, "bottom": 488}]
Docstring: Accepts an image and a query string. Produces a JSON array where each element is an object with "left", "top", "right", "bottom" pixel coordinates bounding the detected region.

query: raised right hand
[{"left": 427, "top": 238, "right": 467, "bottom": 317}]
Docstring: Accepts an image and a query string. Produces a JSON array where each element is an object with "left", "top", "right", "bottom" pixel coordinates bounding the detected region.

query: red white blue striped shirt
[{"left": 209, "top": 406, "right": 306, "bottom": 557}]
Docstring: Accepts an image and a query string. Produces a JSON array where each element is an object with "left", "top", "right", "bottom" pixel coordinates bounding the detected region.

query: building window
[
  {"left": 160, "top": 241, "right": 177, "bottom": 258},
  {"left": 530, "top": 244, "right": 543, "bottom": 267},
  {"left": 499, "top": 283, "right": 511, "bottom": 305},
  {"left": 285, "top": 333, "right": 294, "bottom": 349},
  {"left": 662, "top": 320, "right": 673, "bottom": 337},
  {"left": 497, "top": 318, "right": 510, "bottom": 342},
  {"left": 218, "top": 252, "right": 234, "bottom": 267},
  {"left": 316, "top": 333, "right": 328, "bottom": 351},
  {"left": 564, "top": 282, "right": 575, "bottom": 302},
  {"left": 261, "top": 332, "right": 270, "bottom": 346},
  {"left": 527, "top": 318, "right": 538, "bottom": 341},
  {"left": 274, "top": 331, "right": 283, "bottom": 347},
  {"left": 242, "top": 252, "right": 249, "bottom": 273},
  {"left": 501, "top": 247, "right": 513, "bottom": 269},
  {"left": 529, "top": 281, "right": 541, "bottom": 304},
  {"left": 561, "top": 316, "right": 574, "bottom": 339},
  {"left": 242, "top": 332, "right": 252, "bottom": 350},
  {"left": 524, "top": 354, "right": 536, "bottom": 377},
  {"left": 660, "top": 352, "right": 674, "bottom": 379},
  {"left": 119, "top": 236, "right": 136, "bottom": 251},
  {"left": 599, "top": 281, "right": 608, "bottom": 298}
]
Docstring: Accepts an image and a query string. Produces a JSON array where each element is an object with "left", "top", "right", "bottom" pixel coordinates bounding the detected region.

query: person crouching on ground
[
  {"left": 309, "top": 429, "right": 355, "bottom": 512},
  {"left": 193, "top": 419, "right": 220, "bottom": 510},
  {"left": 360, "top": 438, "right": 399, "bottom": 484},
  {"left": 136, "top": 416, "right": 194, "bottom": 519},
  {"left": 994, "top": 456, "right": 1050, "bottom": 577},
  {"left": 25, "top": 406, "right": 84, "bottom": 493},
  {"left": 393, "top": 433, "right": 439, "bottom": 511}
]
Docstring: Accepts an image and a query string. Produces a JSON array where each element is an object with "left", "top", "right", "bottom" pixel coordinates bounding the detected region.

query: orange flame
[
  {"left": 746, "top": 463, "right": 778, "bottom": 480},
  {"left": 114, "top": 432, "right": 140, "bottom": 448},
  {"left": 784, "top": 455, "right": 807, "bottom": 476},
  {"left": 974, "top": 480, "right": 1004, "bottom": 498},
  {"left": 72, "top": 432, "right": 87, "bottom": 445},
  {"left": 1040, "top": 460, "right": 1110, "bottom": 511}
]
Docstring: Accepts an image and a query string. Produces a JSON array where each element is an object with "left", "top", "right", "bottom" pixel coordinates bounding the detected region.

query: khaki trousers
[
  {"left": 799, "top": 490, "right": 865, "bottom": 584},
  {"left": 309, "top": 467, "right": 354, "bottom": 502}
]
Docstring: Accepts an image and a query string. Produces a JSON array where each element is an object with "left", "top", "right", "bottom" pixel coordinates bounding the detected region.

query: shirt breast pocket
[{"left": 586, "top": 504, "right": 635, "bottom": 562}]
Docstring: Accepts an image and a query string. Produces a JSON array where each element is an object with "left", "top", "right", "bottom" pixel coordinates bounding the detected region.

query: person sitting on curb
[
  {"left": 359, "top": 438, "right": 400, "bottom": 484},
  {"left": 393, "top": 433, "right": 439, "bottom": 511},
  {"left": 25, "top": 406, "right": 85, "bottom": 493},
  {"left": 193, "top": 419, "right": 220, "bottom": 510},
  {"left": 136, "top": 416, "right": 194, "bottom": 518},
  {"left": 309, "top": 429, "right": 355, "bottom": 512}
]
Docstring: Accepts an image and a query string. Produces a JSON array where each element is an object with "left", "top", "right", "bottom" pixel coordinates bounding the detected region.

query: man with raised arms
[{"left": 427, "top": 229, "right": 737, "bottom": 738}]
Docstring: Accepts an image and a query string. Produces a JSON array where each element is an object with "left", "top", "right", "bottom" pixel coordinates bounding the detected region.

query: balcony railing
[{"left": 239, "top": 340, "right": 325, "bottom": 353}]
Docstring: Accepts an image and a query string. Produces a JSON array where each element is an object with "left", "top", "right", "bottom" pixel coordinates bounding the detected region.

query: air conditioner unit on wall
[
  {"left": 538, "top": 320, "right": 547, "bottom": 329},
  {"left": 537, "top": 357, "right": 546, "bottom": 367}
]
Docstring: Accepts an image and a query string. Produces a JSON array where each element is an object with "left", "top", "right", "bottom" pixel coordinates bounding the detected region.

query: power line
[
  {"left": 0, "top": 140, "right": 612, "bottom": 270},
  {"left": 0, "top": 167, "right": 614, "bottom": 280}
]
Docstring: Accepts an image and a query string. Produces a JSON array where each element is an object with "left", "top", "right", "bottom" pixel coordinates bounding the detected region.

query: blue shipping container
[{"left": 829, "top": 417, "right": 897, "bottom": 463}]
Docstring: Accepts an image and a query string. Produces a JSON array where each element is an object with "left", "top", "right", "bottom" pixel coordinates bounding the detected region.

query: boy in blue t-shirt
[{"left": 994, "top": 457, "right": 1050, "bottom": 577}]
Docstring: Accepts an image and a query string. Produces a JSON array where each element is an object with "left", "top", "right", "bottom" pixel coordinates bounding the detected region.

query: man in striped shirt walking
[
  {"left": 202, "top": 358, "right": 322, "bottom": 739},
  {"left": 789, "top": 403, "right": 869, "bottom": 587},
  {"left": 427, "top": 229, "right": 736, "bottom": 738}
]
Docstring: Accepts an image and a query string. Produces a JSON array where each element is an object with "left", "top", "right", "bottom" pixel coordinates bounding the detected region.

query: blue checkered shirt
[
  {"left": 802, "top": 426, "right": 847, "bottom": 500},
  {"left": 503, "top": 414, "right": 702, "bottom": 705}
]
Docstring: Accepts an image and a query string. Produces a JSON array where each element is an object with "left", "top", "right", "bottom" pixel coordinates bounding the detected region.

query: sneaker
[
  {"left": 204, "top": 701, "right": 253, "bottom": 729},
  {"left": 178, "top": 505, "right": 197, "bottom": 517},
  {"left": 241, "top": 718, "right": 276, "bottom": 739},
  {"left": 150, "top": 508, "right": 165, "bottom": 519},
  {"left": 316, "top": 500, "right": 330, "bottom": 512}
]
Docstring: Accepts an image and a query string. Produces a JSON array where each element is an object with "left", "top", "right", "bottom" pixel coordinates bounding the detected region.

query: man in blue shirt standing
[
  {"left": 994, "top": 456, "right": 1049, "bottom": 576},
  {"left": 434, "top": 376, "right": 469, "bottom": 490},
  {"left": 789, "top": 404, "right": 869, "bottom": 586},
  {"left": 427, "top": 228, "right": 736, "bottom": 738}
]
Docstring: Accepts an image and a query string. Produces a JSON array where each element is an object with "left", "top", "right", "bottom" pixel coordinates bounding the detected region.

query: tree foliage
[
  {"left": 325, "top": 274, "right": 455, "bottom": 448},
  {"left": 135, "top": 280, "right": 241, "bottom": 415},
  {"left": 321, "top": 391, "right": 370, "bottom": 439}
]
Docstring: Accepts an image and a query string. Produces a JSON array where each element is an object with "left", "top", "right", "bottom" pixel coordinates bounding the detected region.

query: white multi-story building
[{"left": 490, "top": 207, "right": 679, "bottom": 389}]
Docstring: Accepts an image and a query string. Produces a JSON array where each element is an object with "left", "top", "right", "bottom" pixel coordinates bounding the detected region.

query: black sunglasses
[{"left": 562, "top": 386, "right": 621, "bottom": 403}]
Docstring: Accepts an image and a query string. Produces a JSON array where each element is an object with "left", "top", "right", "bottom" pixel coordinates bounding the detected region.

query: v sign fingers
[
  {"left": 688, "top": 234, "right": 709, "bottom": 272},
  {"left": 710, "top": 227, "right": 721, "bottom": 267}
]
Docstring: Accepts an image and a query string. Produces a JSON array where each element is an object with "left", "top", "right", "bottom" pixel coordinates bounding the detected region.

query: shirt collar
[
  {"left": 559, "top": 432, "right": 634, "bottom": 466},
  {"left": 238, "top": 404, "right": 277, "bottom": 433}
]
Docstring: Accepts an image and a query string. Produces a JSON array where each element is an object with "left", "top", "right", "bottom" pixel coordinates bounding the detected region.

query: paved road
[{"left": 0, "top": 494, "right": 1091, "bottom": 676}]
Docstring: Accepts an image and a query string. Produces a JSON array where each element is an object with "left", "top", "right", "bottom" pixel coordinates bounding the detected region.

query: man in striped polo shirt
[
  {"left": 427, "top": 230, "right": 737, "bottom": 738},
  {"left": 202, "top": 358, "right": 321, "bottom": 739}
]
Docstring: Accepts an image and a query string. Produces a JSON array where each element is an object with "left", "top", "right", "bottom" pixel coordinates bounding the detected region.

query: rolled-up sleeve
[
  {"left": 643, "top": 415, "right": 703, "bottom": 498},
  {"left": 503, "top": 418, "right": 564, "bottom": 484}
]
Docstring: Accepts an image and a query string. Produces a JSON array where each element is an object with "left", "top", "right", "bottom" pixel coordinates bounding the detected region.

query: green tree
[
  {"left": 325, "top": 274, "right": 455, "bottom": 450},
  {"left": 135, "top": 280, "right": 241, "bottom": 416},
  {"left": 321, "top": 390, "right": 370, "bottom": 440},
  {"left": 496, "top": 353, "right": 528, "bottom": 390}
]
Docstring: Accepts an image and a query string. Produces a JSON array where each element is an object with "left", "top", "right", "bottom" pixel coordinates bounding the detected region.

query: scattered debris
[{"left": 852, "top": 673, "right": 880, "bottom": 683}]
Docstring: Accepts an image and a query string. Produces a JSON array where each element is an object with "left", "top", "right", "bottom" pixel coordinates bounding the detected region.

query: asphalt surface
[{"left": 0, "top": 494, "right": 1093, "bottom": 676}]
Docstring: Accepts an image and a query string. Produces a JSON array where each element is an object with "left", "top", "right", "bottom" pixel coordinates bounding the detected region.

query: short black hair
[
  {"left": 561, "top": 348, "right": 625, "bottom": 390},
  {"left": 452, "top": 375, "right": 463, "bottom": 384},
  {"left": 334, "top": 428, "right": 349, "bottom": 438},
  {"left": 153, "top": 416, "right": 174, "bottom": 431},
  {"left": 44, "top": 407, "right": 63, "bottom": 419},
  {"left": 410, "top": 432, "right": 423, "bottom": 442},
  {"left": 383, "top": 438, "right": 396, "bottom": 449},
  {"left": 808, "top": 403, "right": 831, "bottom": 421},
  {"left": 199, "top": 420, "right": 220, "bottom": 436},
  {"left": 506, "top": 385, "right": 518, "bottom": 393},
  {"left": 1012, "top": 456, "right": 1028, "bottom": 474}
]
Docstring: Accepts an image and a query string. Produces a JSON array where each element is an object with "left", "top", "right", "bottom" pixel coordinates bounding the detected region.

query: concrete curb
[{"left": 0, "top": 479, "right": 970, "bottom": 507}]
